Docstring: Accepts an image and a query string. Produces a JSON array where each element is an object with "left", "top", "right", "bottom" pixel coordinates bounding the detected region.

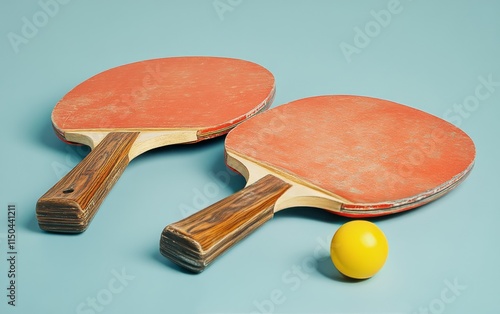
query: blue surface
[{"left": 1, "top": 0, "right": 499, "bottom": 313}]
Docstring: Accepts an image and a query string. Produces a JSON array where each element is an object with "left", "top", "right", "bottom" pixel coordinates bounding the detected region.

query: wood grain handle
[
  {"left": 160, "top": 175, "right": 291, "bottom": 273},
  {"left": 36, "top": 132, "right": 139, "bottom": 233}
]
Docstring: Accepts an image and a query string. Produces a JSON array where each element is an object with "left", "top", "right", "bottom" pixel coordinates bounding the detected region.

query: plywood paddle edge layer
[
  {"left": 224, "top": 150, "right": 475, "bottom": 217},
  {"left": 62, "top": 129, "right": 199, "bottom": 159},
  {"left": 197, "top": 84, "right": 276, "bottom": 140}
]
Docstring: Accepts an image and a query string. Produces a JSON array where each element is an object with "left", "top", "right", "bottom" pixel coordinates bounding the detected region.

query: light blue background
[{"left": 1, "top": 0, "right": 499, "bottom": 313}]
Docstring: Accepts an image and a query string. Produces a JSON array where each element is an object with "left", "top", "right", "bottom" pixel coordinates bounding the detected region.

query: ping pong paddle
[
  {"left": 36, "top": 56, "right": 275, "bottom": 233},
  {"left": 160, "top": 95, "right": 476, "bottom": 272}
]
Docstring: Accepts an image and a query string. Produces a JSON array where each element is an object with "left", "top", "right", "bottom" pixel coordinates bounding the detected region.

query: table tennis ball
[{"left": 330, "top": 220, "right": 388, "bottom": 279}]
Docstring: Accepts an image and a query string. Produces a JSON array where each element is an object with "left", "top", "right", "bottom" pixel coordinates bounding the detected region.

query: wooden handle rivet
[{"left": 62, "top": 187, "right": 75, "bottom": 194}]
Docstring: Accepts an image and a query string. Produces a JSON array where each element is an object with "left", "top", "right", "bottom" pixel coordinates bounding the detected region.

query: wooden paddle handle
[
  {"left": 36, "top": 132, "right": 139, "bottom": 233},
  {"left": 160, "top": 175, "right": 291, "bottom": 273}
]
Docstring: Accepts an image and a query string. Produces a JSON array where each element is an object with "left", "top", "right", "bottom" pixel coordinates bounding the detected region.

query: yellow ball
[{"left": 330, "top": 220, "right": 389, "bottom": 279}]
